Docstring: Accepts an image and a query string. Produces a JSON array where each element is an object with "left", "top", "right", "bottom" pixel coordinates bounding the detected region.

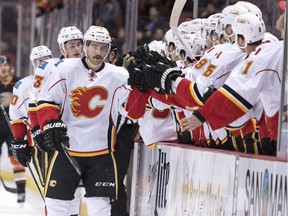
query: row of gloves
[{"left": 11, "top": 119, "right": 69, "bottom": 167}]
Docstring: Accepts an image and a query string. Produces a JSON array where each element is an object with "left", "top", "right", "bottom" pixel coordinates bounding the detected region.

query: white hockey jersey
[{"left": 37, "top": 58, "right": 129, "bottom": 156}]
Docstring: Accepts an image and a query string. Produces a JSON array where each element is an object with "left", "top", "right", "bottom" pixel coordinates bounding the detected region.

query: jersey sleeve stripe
[
  {"left": 220, "top": 84, "right": 253, "bottom": 113},
  {"left": 190, "top": 82, "right": 203, "bottom": 106}
]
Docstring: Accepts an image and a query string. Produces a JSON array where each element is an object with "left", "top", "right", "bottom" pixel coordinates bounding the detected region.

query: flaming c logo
[{"left": 70, "top": 86, "right": 108, "bottom": 118}]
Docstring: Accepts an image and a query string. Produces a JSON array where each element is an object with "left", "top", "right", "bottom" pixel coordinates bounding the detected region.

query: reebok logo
[{"left": 95, "top": 182, "right": 116, "bottom": 187}]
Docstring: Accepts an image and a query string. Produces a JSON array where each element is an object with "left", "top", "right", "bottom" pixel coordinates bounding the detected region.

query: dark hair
[
  {"left": 0, "top": 55, "right": 11, "bottom": 65},
  {"left": 237, "top": 34, "right": 262, "bottom": 46}
]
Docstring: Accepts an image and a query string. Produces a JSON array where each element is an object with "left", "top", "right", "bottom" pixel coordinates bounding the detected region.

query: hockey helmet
[
  {"left": 232, "top": 12, "right": 266, "bottom": 45},
  {"left": 57, "top": 26, "right": 83, "bottom": 46},
  {"left": 235, "top": 1, "right": 262, "bottom": 18}
]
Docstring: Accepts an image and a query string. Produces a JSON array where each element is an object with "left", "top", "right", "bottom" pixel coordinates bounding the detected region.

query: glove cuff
[{"left": 160, "top": 67, "right": 179, "bottom": 90}]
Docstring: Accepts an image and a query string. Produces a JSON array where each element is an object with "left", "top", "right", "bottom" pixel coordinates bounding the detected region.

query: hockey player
[
  {"left": 36, "top": 26, "right": 129, "bottom": 215},
  {"left": 28, "top": 26, "right": 84, "bottom": 216},
  {"left": 9, "top": 46, "right": 52, "bottom": 198},
  {"left": 0, "top": 55, "right": 26, "bottom": 204}
]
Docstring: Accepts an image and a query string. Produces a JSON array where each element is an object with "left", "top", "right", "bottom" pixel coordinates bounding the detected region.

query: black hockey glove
[
  {"left": 202, "top": 85, "right": 217, "bottom": 104},
  {"left": 31, "top": 125, "right": 45, "bottom": 151},
  {"left": 144, "top": 62, "right": 182, "bottom": 94},
  {"left": 148, "top": 50, "right": 177, "bottom": 67},
  {"left": 127, "top": 61, "right": 149, "bottom": 92},
  {"left": 130, "top": 45, "right": 150, "bottom": 60},
  {"left": 43, "top": 119, "right": 70, "bottom": 152},
  {"left": 11, "top": 140, "right": 31, "bottom": 167}
]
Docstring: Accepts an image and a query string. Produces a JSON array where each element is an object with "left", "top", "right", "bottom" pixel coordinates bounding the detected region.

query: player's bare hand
[{"left": 180, "top": 106, "right": 203, "bottom": 131}]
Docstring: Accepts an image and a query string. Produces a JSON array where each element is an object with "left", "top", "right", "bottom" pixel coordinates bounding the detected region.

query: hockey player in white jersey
[
  {"left": 9, "top": 45, "right": 52, "bottom": 205},
  {"left": 36, "top": 26, "right": 129, "bottom": 215},
  {"left": 28, "top": 26, "right": 84, "bottom": 216}
]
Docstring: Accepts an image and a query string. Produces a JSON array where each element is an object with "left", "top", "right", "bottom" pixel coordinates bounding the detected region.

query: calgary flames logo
[{"left": 70, "top": 86, "right": 108, "bottom": 118}]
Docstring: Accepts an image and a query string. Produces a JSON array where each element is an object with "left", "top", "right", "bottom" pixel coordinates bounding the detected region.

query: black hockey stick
[
  {"left": 29, "top": 92, "right": 81, "bottom": 176},
  {"left": 0, "top": 98, "right": 45, "bottom": 202},
  {"left": 0, "top": 175, "right": 18, "bottom": 193}
]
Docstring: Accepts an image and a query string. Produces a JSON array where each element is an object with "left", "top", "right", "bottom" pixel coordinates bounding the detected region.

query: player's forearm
[
  {"left": 173, "top": 77, "right": 203, "bottom": 107},
  {"left": 197, "top": 90, "right": 247, "bottom": 130},
  {"left": 149, "top": 78, "right": 203, "bottom": 109},
  {"left": 37, "top": 102, "right": 61, "bottom": 130},
  {"left": 11, "top": 120, "right": 27, "bottom": 140}
]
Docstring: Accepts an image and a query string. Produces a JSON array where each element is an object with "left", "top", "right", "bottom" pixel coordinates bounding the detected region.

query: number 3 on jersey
[{"left": 33, "top": 75, "right": 44, "bottom": 88}]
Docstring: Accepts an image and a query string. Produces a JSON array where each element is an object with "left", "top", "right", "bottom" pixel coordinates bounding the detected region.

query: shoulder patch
[
  {"left": 38, "top": 61, "right": 49, "bottom": 70},
  {"left": 54, "top": 59, "right": 64, "bottom": 67},
  {"left": 14, "top": 80, "right": 22, "bottom": 89}
]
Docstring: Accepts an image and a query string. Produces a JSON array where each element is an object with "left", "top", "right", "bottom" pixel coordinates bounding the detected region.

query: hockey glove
[
  {"left": 11, "top": 140, "right": 31, "bottom": 167},
  {"left": 127, "top": 61, "right": 149, "bottom": 92},
  {"left": 144, "top": 62, "right": 182, "bottom": 94},
  {"left": 131, "top": 45, "right": 150, "bottom": 60},
  {"left": 31, "top": 125, "right": 45, "bottom": 151},
  {"left": 148, "top": 50, "right": 177, "bottom": 67},
  {"left": 43, "top": 119, "right": 70, "bottom": 152}
]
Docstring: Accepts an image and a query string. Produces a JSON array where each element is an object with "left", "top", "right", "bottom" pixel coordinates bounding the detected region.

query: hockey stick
[
  {"left": 28, "top": 92, "right": 81, "bottom": 176},
  {"left": 0, "top": 175, "right": 18, "bottom": 193},
  {"left": 169, "top": 0, "right": 198, "bottom": 62},
  {"left": 0, "top": 97, "right": 45, "bottom": 202}
]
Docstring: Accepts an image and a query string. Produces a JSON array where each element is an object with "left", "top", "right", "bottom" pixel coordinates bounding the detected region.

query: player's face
[
  {"left": 0, "top": 63, "right": 11, "bottom": 80},
  {"left": 64, "top": 39, "right": 83, "bottom": 58},
  {"left": 86, "top": 41, "right": 110, "bottom": 65},
  {"left": 218, "top": 34, "right": 227, "bottom": 44}
]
